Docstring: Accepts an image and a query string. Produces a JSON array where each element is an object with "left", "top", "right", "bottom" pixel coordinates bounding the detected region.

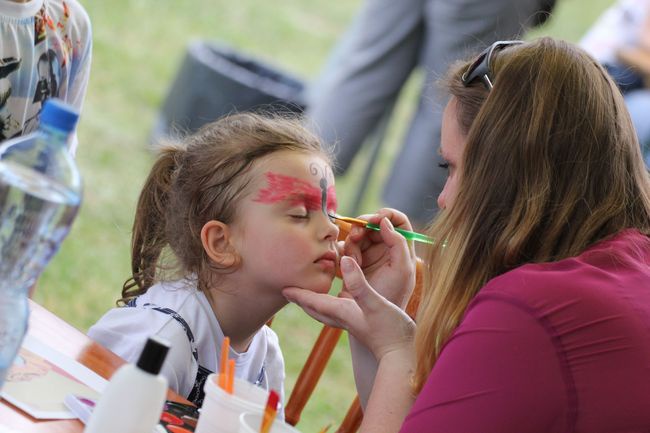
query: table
[{"left": 0, "top": 300, "right": 190, "bottom": 432}]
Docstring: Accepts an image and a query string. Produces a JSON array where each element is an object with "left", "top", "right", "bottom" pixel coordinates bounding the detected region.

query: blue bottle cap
[{"left": 39, "top": 98, "right": 80, "bottom": 133}]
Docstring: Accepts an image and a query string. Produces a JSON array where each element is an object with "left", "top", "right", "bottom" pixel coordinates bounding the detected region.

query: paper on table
[
  {"left": 1, "top": 334, "right": 107, "bottom": 420},
  {"left": 0, "top": 423, "right": 24, "bottom": 433}
]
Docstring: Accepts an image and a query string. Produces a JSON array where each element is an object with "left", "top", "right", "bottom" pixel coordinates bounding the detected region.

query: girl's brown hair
[
  {"left": 414, "top": 37, "right": 650, "bottom": 391},
  {"left": 120, "top": 112, "right": 330, "bottom": 304}
]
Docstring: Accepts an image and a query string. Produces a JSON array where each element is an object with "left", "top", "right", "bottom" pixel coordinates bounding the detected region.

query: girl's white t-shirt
[{"left": 87, "top": 278, "right": 285, "bottom": 412}]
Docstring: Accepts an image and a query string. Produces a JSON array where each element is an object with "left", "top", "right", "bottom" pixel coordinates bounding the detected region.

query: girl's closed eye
[
  {"left": 438, "top": 161, "right": 450, "bottom": 170},
  {"left": 289, "top": 208, "right": 310, "bottom": 219}
]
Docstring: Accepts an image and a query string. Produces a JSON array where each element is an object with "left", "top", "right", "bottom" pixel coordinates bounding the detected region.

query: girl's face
[
  {"left": 437, "top": 97, "right": 467, "bottom": 210},
  {"left": 228, "top": 150, "right": 339, "bottom": 295}
]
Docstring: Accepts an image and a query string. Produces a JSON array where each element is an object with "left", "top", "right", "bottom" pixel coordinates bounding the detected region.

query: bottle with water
[{"left": 0, "top": 99, "right": 82, "bottom": 390}]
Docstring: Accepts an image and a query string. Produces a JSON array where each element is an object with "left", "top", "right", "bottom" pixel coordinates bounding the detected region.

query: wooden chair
[{"left": 283, "top": 220, "right": 424, "bottom": 432}]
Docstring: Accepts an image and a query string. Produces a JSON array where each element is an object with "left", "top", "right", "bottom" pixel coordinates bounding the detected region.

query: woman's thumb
[{"left": 340, "top": 256, "right": 380, "bottom": 310}]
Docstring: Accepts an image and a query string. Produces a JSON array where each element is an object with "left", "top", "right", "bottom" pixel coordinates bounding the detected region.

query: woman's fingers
[
  {"left": 285, "top": 256, "right": 416, "bottom": 359},
  {"left": 345, "top": 209, "right": 415, "bottom": 255},
  {"left": 378, "top": 211, "right": 416, "bottom": 258},
  {"left": 339, "top": 257, "right": 416, "bottom": 358},
  {"left": 367, "top": 208, "right": 413, "bottom": 231},
  {"left": 282, "top": 286, "right": 359, "bottom": 329},
  {"left": 378, "top": 217, "right": 407, "bottom": 253},
  {"left": 339, "top": 256, "right": 387, "bottom": 313},
  {"left": 283, "top": 257, "right": 387, "bottom": 329}
]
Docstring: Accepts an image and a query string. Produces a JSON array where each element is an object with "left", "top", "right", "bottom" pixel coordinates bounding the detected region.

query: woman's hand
[
  {"left": 283, "top": 255, "right": 415, "bottom": 361},
  {"left": 344, "top": 208, "right": 417, "bottom": 309}
]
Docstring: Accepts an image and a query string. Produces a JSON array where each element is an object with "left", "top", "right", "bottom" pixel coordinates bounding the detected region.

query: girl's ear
[{"left": 200, "top": 220, "right": 239, "bottom": 267}]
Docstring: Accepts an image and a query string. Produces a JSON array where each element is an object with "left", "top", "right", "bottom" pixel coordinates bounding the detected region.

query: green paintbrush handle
[{"left": 364, "top": 223, "right": 434, "bottom": 245}]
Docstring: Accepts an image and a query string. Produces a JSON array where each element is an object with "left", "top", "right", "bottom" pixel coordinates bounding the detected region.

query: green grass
[{"left": 34, "top": 0, "right": 615, "bottom": 430}]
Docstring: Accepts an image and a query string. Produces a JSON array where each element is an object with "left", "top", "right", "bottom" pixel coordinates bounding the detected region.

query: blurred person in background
[
  {"left": 580, "top": 0, "right": 650, "bottom": 167},
  {"left": 0, "top": 0, "right": 92, "bottom": 154},
  {"left": 305, "top": 0, "right": 555, "bottom": 227}
]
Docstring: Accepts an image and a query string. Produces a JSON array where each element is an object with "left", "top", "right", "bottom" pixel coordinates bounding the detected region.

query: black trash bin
[{"left": 152, "top": 40, "right": 308, "bottom": 141}]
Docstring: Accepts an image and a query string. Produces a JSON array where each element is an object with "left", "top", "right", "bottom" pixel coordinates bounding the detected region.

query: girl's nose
[{"left": 320, "top": 212, "right": 340, "bottom": 240}]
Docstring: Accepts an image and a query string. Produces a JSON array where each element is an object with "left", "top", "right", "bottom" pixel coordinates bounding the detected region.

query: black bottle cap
[{"left": 136, "top": 335, "right": 170, "bottom": 375}]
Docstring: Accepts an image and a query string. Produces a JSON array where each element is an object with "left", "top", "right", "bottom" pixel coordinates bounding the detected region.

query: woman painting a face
[
  {"left": 436, "top": 97, "right": 466, "bottom": 210},
  {"left": 283, "top": 37, "right": 650, "bottom": 433}
]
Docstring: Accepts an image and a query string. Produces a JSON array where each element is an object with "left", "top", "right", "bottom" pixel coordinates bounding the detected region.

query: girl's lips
[
  {"left": 316, "top": 258, "right": 337, "bottom": 272},
  {"left": 317, "top": 251, "right": 338, "bottom": 262},
  {"left": 315, "top": 251, "right": 338, "bottom": 271}
]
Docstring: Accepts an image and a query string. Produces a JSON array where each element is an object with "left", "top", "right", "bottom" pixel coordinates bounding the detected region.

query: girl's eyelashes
[
  {"left": 288, "top": 206, "right": 337, "bottom": 220},
  {"left": 438, "top": 162, "right": 450, "bottom": 170},
  {"left": 289, "top": 209, "right": 310, "bottom": 219}
]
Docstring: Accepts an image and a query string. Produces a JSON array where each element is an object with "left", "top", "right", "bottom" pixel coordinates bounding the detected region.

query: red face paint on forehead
[{"left": 253, "top": 172, "right": 337, "bottom": 212}]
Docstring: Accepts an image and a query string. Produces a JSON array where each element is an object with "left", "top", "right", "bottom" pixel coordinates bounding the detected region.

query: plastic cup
[
  {"left": 195, "top": 373, "right": 269, "bottom": 433},
  {"left": 238, "top": 412, "right": 303, "bottom": 433}
]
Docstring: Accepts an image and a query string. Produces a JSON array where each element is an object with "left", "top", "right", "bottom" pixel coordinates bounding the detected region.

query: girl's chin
[{"left": 303, "top": 277, "right": 336, "bottom": 295}]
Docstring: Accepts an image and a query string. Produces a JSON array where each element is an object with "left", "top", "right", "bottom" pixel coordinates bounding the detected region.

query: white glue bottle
[{"left": 84, "top": 335, "right": 170, "bottom": 433}]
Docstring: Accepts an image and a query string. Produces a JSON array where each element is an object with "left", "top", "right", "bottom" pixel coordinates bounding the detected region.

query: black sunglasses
[{"left": 461, "top": 40, "right": 524, "bottom": 90}]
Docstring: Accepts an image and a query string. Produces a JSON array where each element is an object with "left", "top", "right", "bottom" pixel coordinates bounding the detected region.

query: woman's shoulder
[
  {"left": 482, "top": 230, "right": 649, "bottom": 296},
  {"left": 451, "top": 230, "right": 650, "bottom": 431},
  {"left": 473, "top": 229, "right": 650, "bottom": 326}
]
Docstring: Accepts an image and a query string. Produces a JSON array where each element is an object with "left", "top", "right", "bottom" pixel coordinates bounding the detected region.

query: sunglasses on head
[{"left": 461, "top": 40, "right": 525, "bottom": 90}]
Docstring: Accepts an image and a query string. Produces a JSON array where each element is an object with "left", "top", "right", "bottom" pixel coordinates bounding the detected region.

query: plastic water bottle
[{"left": 0, "top": 99, "right": 82, "bottom": 390}]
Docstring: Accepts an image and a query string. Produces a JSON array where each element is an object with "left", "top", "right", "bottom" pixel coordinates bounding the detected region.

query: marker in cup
[{"left": 194, "top": 373, "right": 268, "bottom": 433}]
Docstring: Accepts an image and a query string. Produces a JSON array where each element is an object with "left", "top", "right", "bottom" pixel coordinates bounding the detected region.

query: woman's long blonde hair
[{"left": 414, "top": 37, "right": 650, "bottom": 392}]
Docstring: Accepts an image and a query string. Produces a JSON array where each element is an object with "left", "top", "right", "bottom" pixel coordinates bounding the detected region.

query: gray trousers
[{"left": 306, "top": 0, "right": 552, "bottom": 225}]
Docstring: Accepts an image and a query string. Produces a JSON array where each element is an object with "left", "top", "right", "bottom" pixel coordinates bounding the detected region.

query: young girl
[{"left": 88, "top": 113, "right": 340, "bottom": 408}]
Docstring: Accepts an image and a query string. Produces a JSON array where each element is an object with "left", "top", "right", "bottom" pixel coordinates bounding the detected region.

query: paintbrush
[
  {"left": 259, "top": 390, "right": 280, "bottom": 433},
  {"left": 329, "top": 213, "right": 434, "bottom": 245}
]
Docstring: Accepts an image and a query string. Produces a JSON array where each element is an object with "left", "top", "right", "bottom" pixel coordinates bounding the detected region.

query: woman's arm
[
  {"left": 359, "top": 347, "right": 416, "bottom": 433},
  {"left": 343, "top": 210, "right": 417, "bottom": 407},
  {"left": 349, "top": 256, "right": 423, "bottom": 409},
  {"left": 349, "top": 335, "right": 377, "bottom": 409},
  {"left": 283, "top": 253, "right": 417, "bottom": 432}
]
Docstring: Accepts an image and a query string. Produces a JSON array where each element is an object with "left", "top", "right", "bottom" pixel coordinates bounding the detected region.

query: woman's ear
[{"left": 200, "top": 220, "right": 239, "bottom": 268}]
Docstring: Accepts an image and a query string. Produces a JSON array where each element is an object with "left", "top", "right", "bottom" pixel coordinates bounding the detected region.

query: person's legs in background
[
  {"left": 305, "top": 0, "right": 425, "bottom": 173},
  {"left": 307, "top": 0, "right": 556, "bottom": 228},
  {"left": 625, "top": 89, "right": 650, "bottom": 168},
  {"left": 383, "top": 0, "right": 554, "bottom": 228}
]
